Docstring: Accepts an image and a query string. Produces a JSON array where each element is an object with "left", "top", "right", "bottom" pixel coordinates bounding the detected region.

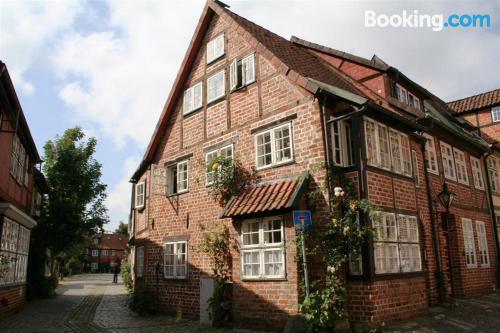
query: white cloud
[
  {"left": 105, "top": 155, "right": 141, "bottom": 230},
  {"left": 52, "top": 0, "right": 205, "bottom": 148},
  {"left": 0, "top": 0, "right": 82, "bottom": 94}
]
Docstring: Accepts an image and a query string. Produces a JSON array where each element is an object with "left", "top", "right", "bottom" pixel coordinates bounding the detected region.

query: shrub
[
  {"left": 121, "top": 258, "right": 133, "bottom": 293},
  {"left": 128, "top": 281, "right": 158, "bottom": 316}
]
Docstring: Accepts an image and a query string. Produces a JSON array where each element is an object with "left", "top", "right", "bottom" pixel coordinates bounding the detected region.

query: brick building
[
  {"left": 85, "top": 232, "right": 128, "bottom": 272},
  {"left": 0, "top": 62, "right": 46, "bottom": 317},
  {"left": 449, "top": 89, "right": 500, "bottom": 266},
  {"left": 129, "top": 1, "right": 498, "bottom": 331}
]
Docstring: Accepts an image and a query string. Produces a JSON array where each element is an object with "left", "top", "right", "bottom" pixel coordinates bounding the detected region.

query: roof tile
[{"left": 448, "top": 89, "right": 500, "bottom": 114}]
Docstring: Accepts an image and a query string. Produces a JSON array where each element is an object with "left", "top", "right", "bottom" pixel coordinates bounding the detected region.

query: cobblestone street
[{"left": 0, "top": 274, "right": 257, "bottom": 333}]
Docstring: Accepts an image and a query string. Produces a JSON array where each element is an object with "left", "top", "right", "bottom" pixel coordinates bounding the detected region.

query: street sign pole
[
  {"left": 301, "top": 225, "right": 310, "bottom": 297},
  {"left": 293, "top": 211, "right": 312, "bottom": 298}
]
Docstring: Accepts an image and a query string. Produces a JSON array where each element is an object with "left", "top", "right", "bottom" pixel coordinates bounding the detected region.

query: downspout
[
  {"left": 482, "top": 150, "right": 500, "bottom": 288},
  {"left": 420, "top": 137, "right": 446, "bottom": 303}
]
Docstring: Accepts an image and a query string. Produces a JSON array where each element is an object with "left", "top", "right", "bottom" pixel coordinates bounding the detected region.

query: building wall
[
  {"left": 132, "top": 12, "right": 330, "bottom": 332},
  {"left": 0, "top": 285, "right": 25, "bottom": 318}
]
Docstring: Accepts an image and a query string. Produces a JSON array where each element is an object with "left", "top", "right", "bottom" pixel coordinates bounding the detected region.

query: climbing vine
[
  {"left": 198, "top": 222, "right": 233, "bottom": 326},
  {"left": 299, "top": 168, "right": 379, "bottom": 332}
]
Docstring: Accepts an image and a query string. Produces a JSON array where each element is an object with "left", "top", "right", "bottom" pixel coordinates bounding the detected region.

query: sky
[{"left": 1, "top": 0, "right": 498, "bottom": 231}]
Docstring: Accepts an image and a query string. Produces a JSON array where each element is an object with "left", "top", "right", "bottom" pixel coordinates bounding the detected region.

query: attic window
[
  {"left": 230, "top": 54, "right": 255, "bottom": 91},
  {"left": 206, "top": 34, "right": 225, "bottom": 64},
  {"left": 183, "top": 82, "right": 203, "bottom": 115},
  {"left": 395, "top": 84, "right": 420, "bottom": 110}
]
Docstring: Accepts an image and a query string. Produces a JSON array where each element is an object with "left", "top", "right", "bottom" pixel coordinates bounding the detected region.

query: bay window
[
  {"left": 255, "top": 123, "right": 293, "bottom": 169},
  {"left": 372, "top": 213, "right": 421, "bottom": 274},
  {"left": 164, "top": 241, "right": 187, "bottom": 279},
  {"left": 0, "top": 217, "right": 30, "bottom": 285},
  {"left": 241, "top": 217, "right": 285, "bottom": 279}
]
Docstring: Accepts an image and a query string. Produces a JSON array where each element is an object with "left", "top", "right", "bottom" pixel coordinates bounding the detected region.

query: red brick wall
[{"left": 0, "top": 285, "right": 26, "bottom": 318}]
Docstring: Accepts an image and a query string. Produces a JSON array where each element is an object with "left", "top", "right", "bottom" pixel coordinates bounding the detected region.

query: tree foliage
[
  {"left": 37, "top": 127, "right": 108, "bottom": 260},
  {"left": 115, "top": 221, "right": 129, "bottom": 236}
]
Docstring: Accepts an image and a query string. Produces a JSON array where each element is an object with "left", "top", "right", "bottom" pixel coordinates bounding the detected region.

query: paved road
[{"left": 0, "top": 274, "right": 256, "bottom": 333}]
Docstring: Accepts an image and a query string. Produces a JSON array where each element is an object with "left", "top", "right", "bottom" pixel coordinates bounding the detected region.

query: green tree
[
  {"left": 36, "top": 127, "right": 109, "bottom": 274},
  {"left": 115, "top": 221, "right": 128, "bottom": 236}
]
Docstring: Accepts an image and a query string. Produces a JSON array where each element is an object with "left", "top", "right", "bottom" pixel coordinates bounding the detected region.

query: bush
[
  {"left": 121, "top": 258, "right": 133, "bottom": 293},
  {"left": 128, "top": 281, "right": 158, "bottom": 316}
]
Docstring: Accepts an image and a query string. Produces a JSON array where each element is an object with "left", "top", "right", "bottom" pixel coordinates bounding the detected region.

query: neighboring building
[
  {"left": 0, "top": 61, "right": 46, "bottom": 317},
  {"left": 129, "top": 1, "right": 498, "bottom": 331},
  {"left": 84, "top": 232, "right": 128, "bottom": 272},
  {"left": 449, "top": 89, "right": 500, "bottom": 266}
]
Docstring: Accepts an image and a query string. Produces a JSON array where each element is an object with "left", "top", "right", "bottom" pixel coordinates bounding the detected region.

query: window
[
  {"left": 102, "top": 250, "right": 109, "bottom": 256},
  {"left": 206, "top": 34, "right": 224, "bottom": 64},
  {"left": 164, "top": 241, "right": 187, "bottom": 279},
  {"left": 423, "top": 134, "right": 439, "bottom": 174},
  {"left": 167, "top": 160, "right": 189, "bottom": 195},
  {"left": 0, "top": 218, "right": 30, "bottom": 285},
  {"left": 135, "top": 182, "right": 145, "bottom": 208},
  {"left": 93, "top": 238, "right": 99, "bottom": 245},
  {"left": 453, "top": 148, "right": 469, "bottom": 185},
  {"left": 241, "top": 217, "right": 285, "bottom": 279},
  {"left": 230, "top": 54, "right": 255, "bottom": 90},
  {"left": 10, "top": 135, "right": 27, "bottom": 185},
  {"left": 255, "top": 123, "right": 293, "bottom": 169},
  {"left": 491, "top": 106, "right": 500, "bottom": 122},
  {"left": 91, "top": 262, "right": 98, "bottom": 270},
  {"left": 364, "top": 118, "right": 411, "bottom": 175},
  {"left": 207, "top": 70, "right": 225, "bottom": 103},
  {"left": 395, "top": 84, "right": 420, "bottom": 110},
  {"left": 372, "top": 213, "right": 421, "bottom": 274},
  {"left": 111, "top": 250, "right": 116, "bottom": 256},
  {"left": 330, "top": 119, "right": 354, "bottom": 167},
  {"left": 487, "top": 157, "right": 500, "bottom": 192},
  {"left": 440, "top": 142, "right": 456, "bottom": 181},
  {"left": 183, "top": 82, "right": 203, "bottom": 115},
  {"left": 470, "top": 156, "right": 485, "bottom": 189},
  {"left": 412, "top": 150, "right": 420, "bottom": 187},
  {"left": 476, "top": 221, "right": 489, "bottom": 267},
  {"left": 205, "top": 144, "right": 233, "bottom": 185},
  {"left": 462, "top": 218, "right": 476, "bottom": 267},
  {"left": 92, "top": 249, "right": 98, "bottom": 257},
  {"left": 136, "top": 246, "right": 144, "bottom": 278}
]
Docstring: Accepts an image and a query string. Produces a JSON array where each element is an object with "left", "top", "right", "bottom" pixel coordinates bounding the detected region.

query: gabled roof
[
  {"left": 131, "top": 0, "right": 368, "bottom": 180},
  {"left": 96, "top": 233, "right": 127, "bottom": 250},
  {"left": 448, "top": 89, "right": 500, "bottom": 114}
]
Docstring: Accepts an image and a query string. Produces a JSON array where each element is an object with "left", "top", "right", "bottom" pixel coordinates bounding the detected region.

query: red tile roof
[
  {"left": 448, "top": 89, "right": 500, "bottom": 114},
  {"left": 97, "top": 233, "right": 128, "bottom": 250},
  {"left": 221, "top": 175, "right": 308, "bottom": 218}
]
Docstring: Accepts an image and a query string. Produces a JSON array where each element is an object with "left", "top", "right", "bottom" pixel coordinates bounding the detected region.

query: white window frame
[
  {"left": 91, "top": 262, "right": 98, "bottom": 270},
  {"left": 164, "top": 241, "right": 188, "bottom": 279},
  {"left": 207, "top": 70, "right": 225, "bottom": 103},
  {"left": 491, "top": 106, "right": 500, "bottom": 122},
  {"left": 136, "top": 246, "right": 144, "bottom": 278},
  {"left": 487, "top": 157, "right": 500, "bottom": 192},
  {"left": 440, "top": 142, "right": 457, "bottom": 181},
  {"left": 330, "top": 118, "right": 354, "bottom": 167},
  {"left": 372, "top": 213, "right": 421, "bottom": 274},
  {"left": 453, "top": 148, "right": 469, "bottom": 185},
  {"left": 423, "top": 134, "right": 439, "bottom": 175},
  {"left": 206, "top": 33, "right": 225, "bottom": 64},
  {"left": 241, "top": 217, "right": 286, "bottom": 280},
  {"left": 183, "top": 82, "right": 203, "bottom": 116},
  {"left": 102, "top": 250, "right": 108, "bottom": 256},
  {"left": 205, "top": 144, "right": 234, "bottom": 185},
  {"left": 408, "top": 92, "right": 421, "bottom": 110},
  {"left": 255, "top": 123, "right": 293, "bottom": 169},
  {"left": 230, "top": 53, "right": 256, "bottom": 91},
  {"left": 470, "top": 156, "right": 485, "bottom": 190},
  {"left": 166, "top": 160, "right": 189, "bottom": 196},
  {"left": 461, "top": 218, "right": 477, "bottom": 268},
  {"left": 395, "top": 83, "right": 420, "bottom": 110},
  {"left": 135, "top": 182, "right": 145, "bottom": 209},
  {"left": 92, "top": 249, "right": 99, "bottom": 257},
  {"left": 476, "top": 221, "right": 489, "bottom": 267}
]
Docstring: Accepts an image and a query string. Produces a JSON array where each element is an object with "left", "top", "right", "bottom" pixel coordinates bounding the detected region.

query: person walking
[{"left": 112, "top": 263, "right": 119, "bottom": 283}]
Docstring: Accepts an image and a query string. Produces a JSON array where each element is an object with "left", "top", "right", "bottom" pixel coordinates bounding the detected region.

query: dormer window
[
  {"left": 230, "top": 54, "right": 255, "bottom": 91},
  {"left": 206, "top": 34, "right": 224, "bottom": 64},
  {"left": 395, "top": 83, "right": 420, "bottom": 110}
]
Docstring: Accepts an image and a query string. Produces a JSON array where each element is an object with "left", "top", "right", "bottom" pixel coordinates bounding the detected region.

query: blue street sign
[{"left": 293, "top": 210, "right": 312, "bottom": 232}]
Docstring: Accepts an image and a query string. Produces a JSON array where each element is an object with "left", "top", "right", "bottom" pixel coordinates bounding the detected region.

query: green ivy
[{"left": 299, "top": 169, "right": 378, "bottom": 332}]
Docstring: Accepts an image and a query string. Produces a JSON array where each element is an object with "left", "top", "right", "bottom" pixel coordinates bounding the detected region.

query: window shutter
[{"left": 230, "top": 59, "right": 238, "bottom": 91}]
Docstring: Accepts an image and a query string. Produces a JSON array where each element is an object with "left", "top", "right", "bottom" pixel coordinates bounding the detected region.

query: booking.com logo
[{"left": 365, "top": 10, "right": 491, "bottom": 31}]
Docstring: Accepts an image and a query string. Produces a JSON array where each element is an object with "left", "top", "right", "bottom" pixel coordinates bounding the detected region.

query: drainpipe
[
  {"left": 482, "top": 150, "right": 500, "bottom": 288},
  {"left": 420, "top": 138, "right": 446, "bottom": 303}
]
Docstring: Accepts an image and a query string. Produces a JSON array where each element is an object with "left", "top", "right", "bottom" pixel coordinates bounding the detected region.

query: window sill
[
  {"left": 183, "top": 106, "right": 203, "bottom": 118},
  {"left": 163, "top": 276, "right": 188, "bottom": 281},
  {"left": 372, "top": 271, "right": 425, "bottom": 281},
  {"left": 206, "top": 54, "right": 225, "bottom": 67},
  {"left": 166, "top": 190, "right": 189, "bottom": 198},
  {"left": 207, "top": 95, "right": 226, "bottom": 108},
  {"left": 230, "top": 80, "right": 256, "bottom": 94},
  {"left": 256, "top": 159, "right": 295, "bottom": 172},
  {"left": 242, "top": 277, "right": 287, "bottom": 282},
  {"left": 366, "top": 164, "right": 414, "bottom": 180}
]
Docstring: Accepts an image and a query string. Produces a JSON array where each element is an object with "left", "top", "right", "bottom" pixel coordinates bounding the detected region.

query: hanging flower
[{"left": 334, "top": 187, "right": 344, "bottom": 197}]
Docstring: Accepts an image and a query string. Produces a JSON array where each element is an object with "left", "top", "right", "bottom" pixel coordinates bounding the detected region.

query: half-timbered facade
[{"left": 129, "top": 2, "right": 498, "bottom": 331}]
